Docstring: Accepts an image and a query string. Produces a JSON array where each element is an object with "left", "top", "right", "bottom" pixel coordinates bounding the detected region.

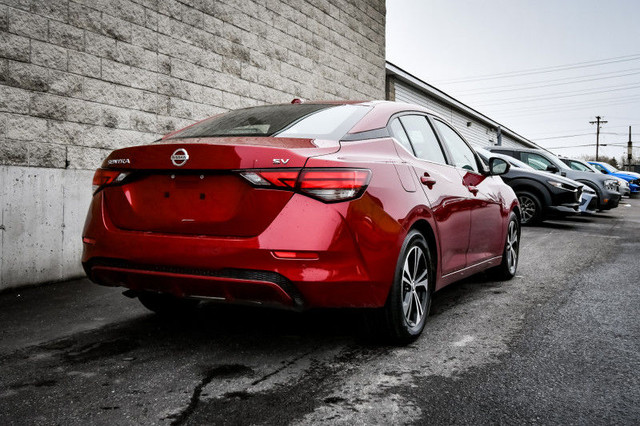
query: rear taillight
[
  {"left": 239, "top": 170, "right": 298, "bottom": 188},
  {"left": 298, "top": 169, "right": 371, "bottom": 202},
  {"left": 92, "top": 168, "right": 129, "bottom": 193},
  {"left": 239, "top": 168, "right": 371, "bottom": 203}
]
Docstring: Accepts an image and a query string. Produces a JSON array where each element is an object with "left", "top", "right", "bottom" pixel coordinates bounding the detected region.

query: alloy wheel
[
  {"left": 518, "top": 195, "right": 536, "bottom": 224},
  {"left": 505, "top": 220, "right": 519, "bottom": 274},
  {"left": 401, "top": 246, "right": 430, "bottom": 329}
]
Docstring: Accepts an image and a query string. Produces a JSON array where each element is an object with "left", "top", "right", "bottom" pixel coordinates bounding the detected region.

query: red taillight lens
[
  {"left": 299, "top": 169, "right": 371, "bottom": 202},
  {"left": 238, "top": 170, "right": 299, "bottom": 188},
  {"left": 92, "top": 168, "right": 129, "bottom": 193},
  {"left": 239, "top": 168, "right": 371, "bottom": 202}
]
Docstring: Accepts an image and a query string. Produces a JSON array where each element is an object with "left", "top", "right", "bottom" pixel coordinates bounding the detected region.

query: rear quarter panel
[{"left": 306, "top": 138, "right": 441, "bottom": 296}]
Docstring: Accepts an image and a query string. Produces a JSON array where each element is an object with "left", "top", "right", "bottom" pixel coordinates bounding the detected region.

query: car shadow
[
  {"left": 430, "top": 272, "right": 502, "bottom": 316},
  {"left": 526, "top": 221, "right": 575, "bottom": 230},
  {"left": 17, "top": 281, "right": 501, "bottom": 365}
]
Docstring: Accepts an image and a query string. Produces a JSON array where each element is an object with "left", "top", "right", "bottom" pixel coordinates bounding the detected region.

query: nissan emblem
[{"left": 171, "top": 148, "right": 189, "bottom": 167}]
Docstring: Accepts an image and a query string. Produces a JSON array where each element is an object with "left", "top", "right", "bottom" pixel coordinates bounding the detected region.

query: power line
[
  {"left": 550, "top": 143, "right": 603, "bottom": 149},
  {"left": 533, "top": 133, "right": 596, "bottom": 141},
  {"left": 435, "top": 53, "right": 640, "bottom": 84},
  {"left": 457, "top": 67, "right": 640, "bottom": 94},
  {"left": 460, "top": 69, "right": 640, "bottom": 96},
  {"left": 489, "top": 94, "right": 640, "bottom": 114},
  {"left": 476, "top": 83, "right": 640, "bottom": 107},
  {"left": 489, "top": 101, "right": 640, "bottom": 120},
  {"left": 551, "top": 143, "right": 640, "bottom": 149},
  {"left": 533, "top": 132, "right": 637, "bottom": 142},
  {"left": 528, "top": 124, "right": 640, "bottom": 137},
  {"left": 486, "top": 94, "right": 640, "bottom": 117}
]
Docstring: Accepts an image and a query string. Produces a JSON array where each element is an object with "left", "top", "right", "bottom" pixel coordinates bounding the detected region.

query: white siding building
[{"left": 386, "top": 62, "right": 541, "bottom": 150}]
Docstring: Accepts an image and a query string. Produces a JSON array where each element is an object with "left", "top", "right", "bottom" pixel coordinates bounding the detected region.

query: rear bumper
[
  {"left": 85, "top": 261, "right": 305, "bottom": 310},
  {"left": 82, "top": 192, "right": 399, "bottom": 309}
]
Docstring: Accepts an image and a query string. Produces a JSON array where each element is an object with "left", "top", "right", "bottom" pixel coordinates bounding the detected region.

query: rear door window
[
  {"left": 431, "top": 119, "right": 479, "bottom": 172},
  {"left": 567, "top": 160, "right": 592, "bottom": 172},
  {"left": 397, "top": 115, "right": 447, "bottom": 164},
  {"left": 388, "top": 118, "right": 414, "bottom": 154},
  {"left": 521, "top": 152, "right": 555, "bottom": 171}
]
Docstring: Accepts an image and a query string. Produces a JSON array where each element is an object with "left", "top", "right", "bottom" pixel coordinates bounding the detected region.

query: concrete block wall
[{"left": 0, "top": 0, "right": 386, "bottom": 290}]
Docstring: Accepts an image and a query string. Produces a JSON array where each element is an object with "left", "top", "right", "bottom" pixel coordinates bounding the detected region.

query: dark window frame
[
  {"left": 387, "top": 112, "right": 452, "bottom": 166},
  {"left": 428, "top": 116, "right": 483, "bottom": 174}
]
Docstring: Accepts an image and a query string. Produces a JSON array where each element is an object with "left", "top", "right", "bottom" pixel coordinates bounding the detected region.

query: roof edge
[{"left": 385, "top": 62, "right": 542, "bottom": 149}]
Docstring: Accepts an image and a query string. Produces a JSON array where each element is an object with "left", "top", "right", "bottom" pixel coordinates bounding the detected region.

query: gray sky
[{"left": 386, "top": 0, "right": 640, "bottom": 163}]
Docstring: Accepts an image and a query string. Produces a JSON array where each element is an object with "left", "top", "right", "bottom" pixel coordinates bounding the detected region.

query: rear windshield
[{"left": 167, "top": 104, "right": 371, "bottom": 140}]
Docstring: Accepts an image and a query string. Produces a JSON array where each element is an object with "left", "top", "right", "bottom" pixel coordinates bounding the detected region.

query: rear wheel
[
  {"left": 516, "top": 191, "right": 542, "bottom": 225},
  {"left": 138, "top": 292, "right": 198, "bottom": 316},
  {"left": 488, "top": 212, "right": 520, "bottom": 280},
  {"left": 368, "top": 230, "right": 433, "bottom": 344}
]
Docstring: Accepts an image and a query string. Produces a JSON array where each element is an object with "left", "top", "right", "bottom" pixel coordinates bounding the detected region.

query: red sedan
[{"left": 82, "top": 100, "right": 520, "bottom": 342}]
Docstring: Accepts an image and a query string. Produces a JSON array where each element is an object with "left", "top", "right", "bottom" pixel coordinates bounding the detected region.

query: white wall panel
[{"left": 393, "top": 79, "right": 531, "bottom": 149}]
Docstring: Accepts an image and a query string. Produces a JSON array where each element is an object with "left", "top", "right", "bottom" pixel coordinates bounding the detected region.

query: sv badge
[{"left": 273, "top": 158, "right": 290, "bottom": 165}]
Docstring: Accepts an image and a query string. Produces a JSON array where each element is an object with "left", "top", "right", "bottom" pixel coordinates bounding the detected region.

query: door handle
[
  {"left": 420, "top": 173, "right": 436, "bottom": 188},
  {"left": 467, "top": 185, "right": 479, "bottom": 195}
]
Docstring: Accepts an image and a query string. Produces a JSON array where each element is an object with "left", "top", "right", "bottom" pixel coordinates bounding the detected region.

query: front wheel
[
  {"left": 368, "top": 230, "right": 434, "bottom": 344},
  {"left": 488, "top": 212, "right": 520, "bottom": 280},
  {"left": 516, "top": 191, "right": 542, "bottom": 225}
]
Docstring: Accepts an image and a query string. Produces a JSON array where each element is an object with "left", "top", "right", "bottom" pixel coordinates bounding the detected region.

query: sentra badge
[
  {"left": 171, "top": 148, "right": 189, "bottom": 167},
  {"left": 107, "top": 158, "right": 130, "bottom": 165}
]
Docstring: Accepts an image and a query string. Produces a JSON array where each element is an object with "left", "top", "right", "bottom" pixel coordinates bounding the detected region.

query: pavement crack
[
  {"left": 169, "top": 364, "right": 253, "bottom": 426},
  {"left": 251, "top": 349, "right": 315, "bottom": 386}
]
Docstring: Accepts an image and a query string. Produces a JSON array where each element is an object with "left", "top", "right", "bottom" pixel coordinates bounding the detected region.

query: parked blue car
[{"left": 588, "top": 161, "right": 640, "bottom": 194}]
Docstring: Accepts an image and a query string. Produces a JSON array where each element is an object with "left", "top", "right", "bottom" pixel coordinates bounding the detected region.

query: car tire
[
  {"left": 367, "top": 230, "right": 434, "bottom": 344},
  {"left": 488, "top": 212, "right": 520, "bottom": 281},
  {"left": 516, "top": 191, "right": 542, "bottom": 225},
  {"left": 138, "top": 292, "right": 198, "bottom": 316}
]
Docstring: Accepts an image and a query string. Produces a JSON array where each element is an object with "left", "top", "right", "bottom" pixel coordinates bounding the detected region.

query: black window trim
[
  {"left": 427, "top": 115, "right": 485, "bottom": 175},
  {"left": 340, "top": 127, "right": 390, "bottom": 142},
  {"left": 387, "top": 112, "right": 453, "bottom": 167}
]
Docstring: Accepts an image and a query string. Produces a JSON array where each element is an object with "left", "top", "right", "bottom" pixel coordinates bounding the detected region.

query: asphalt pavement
[{"left": 1, "top": 197, "right": 639, "bottom": 425}]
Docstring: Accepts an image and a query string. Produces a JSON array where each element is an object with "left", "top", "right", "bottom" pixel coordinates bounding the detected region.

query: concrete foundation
[{"left": 0, "top": 166, "right": 93, "bottom": 290}]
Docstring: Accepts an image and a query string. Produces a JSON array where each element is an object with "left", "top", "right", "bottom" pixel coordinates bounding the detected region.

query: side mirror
[
  {"left": 546, "top": 164, "right": 559, "bottom": 173},
  {"left": 488, "top": 157, "right": 510, "bottom": 176}
]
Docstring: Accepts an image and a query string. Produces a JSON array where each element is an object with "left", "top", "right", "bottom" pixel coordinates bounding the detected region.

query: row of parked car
[{"left": 475, "top": 146, "right": 639, "bottom": 224}]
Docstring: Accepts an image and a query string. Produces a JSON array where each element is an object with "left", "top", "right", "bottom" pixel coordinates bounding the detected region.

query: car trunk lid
[{"left": 100, "top": 137, "right": 339, "bottom": 237}]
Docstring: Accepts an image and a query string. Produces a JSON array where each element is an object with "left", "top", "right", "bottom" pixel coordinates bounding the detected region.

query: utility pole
[
  {"left": 628, "top": 126, "right": 633, "bottom": 170},
  {"left": 589, "top": 116, "right": 607, "bottom": 161}
]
